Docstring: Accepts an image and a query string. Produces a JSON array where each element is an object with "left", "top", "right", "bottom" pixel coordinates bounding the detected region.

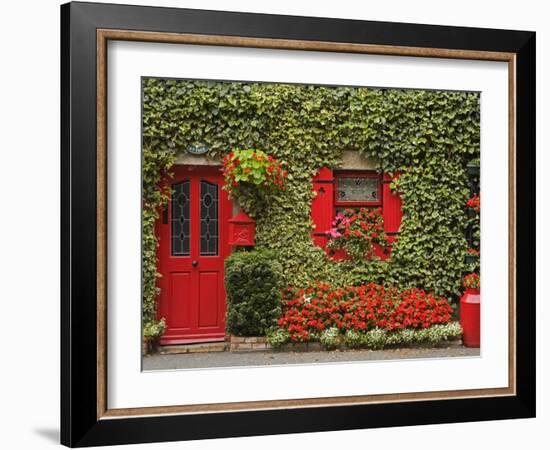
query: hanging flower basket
[{"left": 222, "top": 149, "right": 288, "bottom": 198}]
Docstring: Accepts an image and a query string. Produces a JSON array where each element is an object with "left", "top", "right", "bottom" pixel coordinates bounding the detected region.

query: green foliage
[
  {"left": 333, "top": 322, "right": 462, "bottom": 350},
  {"left": 141, "top": 78, "right": 480, "bottom": 331},
  {"left": 267, "top": 322, "right": 462, "bottom": 351},
  {"left": 320, "top": 327, "right": 341, "bottom": 349},
  {"left": 266, "top": 327, "right": 290, "bottom": 348},
  {"left": 143, "top": 318, "right": 166, "bottom": 338},
  {"left": 412, "top": 322, "right": 463, "bottom": 344},
  {"left": 362, "top": 328, "right": 388, "bottom": 350},
  {"left": 343, "top": 329, "right": 364, "bottom": 348},
  {"left": 224, "top": 250, "right": 284, "bottom": 336}
]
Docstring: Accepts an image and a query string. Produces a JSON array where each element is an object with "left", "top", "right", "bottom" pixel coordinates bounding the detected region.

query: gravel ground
[{"left": 143, "top": 346, "right": 480, "bottom": 371}]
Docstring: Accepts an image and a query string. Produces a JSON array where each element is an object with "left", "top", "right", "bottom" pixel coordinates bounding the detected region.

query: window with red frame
[{"left": 311, "top": 168, "right": 402, "bottom": 252}]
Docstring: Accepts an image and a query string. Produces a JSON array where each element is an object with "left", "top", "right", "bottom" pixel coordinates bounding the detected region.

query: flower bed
[{"left": 267, "top": 283, "right": 461, "bottom": 350}]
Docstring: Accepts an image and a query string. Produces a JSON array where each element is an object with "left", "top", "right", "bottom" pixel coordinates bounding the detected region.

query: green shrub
[
  {"left": 225, "top": 250, "right": 284, "bottom": 336},
  {"left": 320, "top": 327, "right": 341, "bottom": 349},
  {"left": 266, "top": 328, "right": 290, "bottom": 348}
]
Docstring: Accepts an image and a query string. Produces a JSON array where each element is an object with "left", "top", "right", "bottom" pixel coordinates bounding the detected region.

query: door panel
[
  {"left": 198, "top": 272, "right": 219, "bottom": 327},
  {"left": 157, "top": 165, "right": 231, "bottom": 345},
  {"left": 169, "top": 272, "right": 192, "bottom": 329}
]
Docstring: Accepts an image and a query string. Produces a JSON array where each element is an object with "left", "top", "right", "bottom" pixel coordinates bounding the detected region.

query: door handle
[{"left": 192, "top": 260, "right": 198, "bottom": 267}]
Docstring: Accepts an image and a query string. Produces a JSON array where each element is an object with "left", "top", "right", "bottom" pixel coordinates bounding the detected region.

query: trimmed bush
[{"left": 225, "top": 250, "right": 284, "bottom": 336}]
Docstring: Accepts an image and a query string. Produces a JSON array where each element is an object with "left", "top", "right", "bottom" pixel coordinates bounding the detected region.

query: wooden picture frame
[{"left": 61, "top": 1, "right": 535, "bottom": 447}]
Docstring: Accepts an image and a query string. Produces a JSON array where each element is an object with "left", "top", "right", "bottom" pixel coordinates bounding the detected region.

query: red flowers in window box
[
  {"left": 326, "top": 207, "right": 388, "bottom": 260},
  {"left": 278, "top": 283, "right": 453, "bottom": 342}
]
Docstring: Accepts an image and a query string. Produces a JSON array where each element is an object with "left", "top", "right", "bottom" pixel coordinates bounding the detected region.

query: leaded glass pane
[
  {"left": 200, "top": 181, "right": 219, "bottom": 256},
  {"left": 171, "top": 181, "right": 190, "bottom": 256},
  {"left": 337, "top": 176, "right": 379, "bottom": 202}
]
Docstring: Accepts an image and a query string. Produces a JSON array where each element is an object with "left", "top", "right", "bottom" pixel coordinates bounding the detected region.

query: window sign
[{"left": 337, "top": 176, "right": 380, "bottom": 202}]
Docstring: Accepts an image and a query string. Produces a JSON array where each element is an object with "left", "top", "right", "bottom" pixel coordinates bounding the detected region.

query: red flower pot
[{"left": 460, "top": 287, "right": 480, "bottom": 348}]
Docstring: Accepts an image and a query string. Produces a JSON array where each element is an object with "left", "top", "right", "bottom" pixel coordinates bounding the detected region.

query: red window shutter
[
  {"left": 311, "top": 167, "right": 334, "bottom": 247},
  {"left": 382, "top": 172, "right": 403, "bottom": 244}
]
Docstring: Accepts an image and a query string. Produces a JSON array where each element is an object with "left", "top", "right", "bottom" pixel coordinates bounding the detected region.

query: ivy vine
[{"left": 142, "top": 78, "right": 479, "bottom": 331}]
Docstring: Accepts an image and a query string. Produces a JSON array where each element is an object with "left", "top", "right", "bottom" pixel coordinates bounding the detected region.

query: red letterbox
[
  {"left": 228, "top": 210, "right": 256, "bottom": 247},
  {"left": 460, "top": 288, "right": 480, "bottom": 348}
]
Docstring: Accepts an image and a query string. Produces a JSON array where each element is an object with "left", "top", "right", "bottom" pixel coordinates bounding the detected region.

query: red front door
[{"left": 157, "top": 165, "right": 232, "bottom": 345}]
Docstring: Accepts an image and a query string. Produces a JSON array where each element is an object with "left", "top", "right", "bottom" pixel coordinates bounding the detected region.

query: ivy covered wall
[{"left": 142, "top": 78, "right": 480, "bottom": 328}]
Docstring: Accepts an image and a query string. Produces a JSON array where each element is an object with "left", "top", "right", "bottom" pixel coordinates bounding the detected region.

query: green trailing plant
[
  {"left": 225, "top": 250, "right": 284, "bottom": 336},
  {"left": 141, "top": 78, "right": 480, "bottom": 335}
]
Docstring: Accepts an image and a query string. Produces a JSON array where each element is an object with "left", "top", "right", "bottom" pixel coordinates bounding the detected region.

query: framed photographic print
[{"left": 60, "top": 1, "right": 536, "bottom": 447}]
